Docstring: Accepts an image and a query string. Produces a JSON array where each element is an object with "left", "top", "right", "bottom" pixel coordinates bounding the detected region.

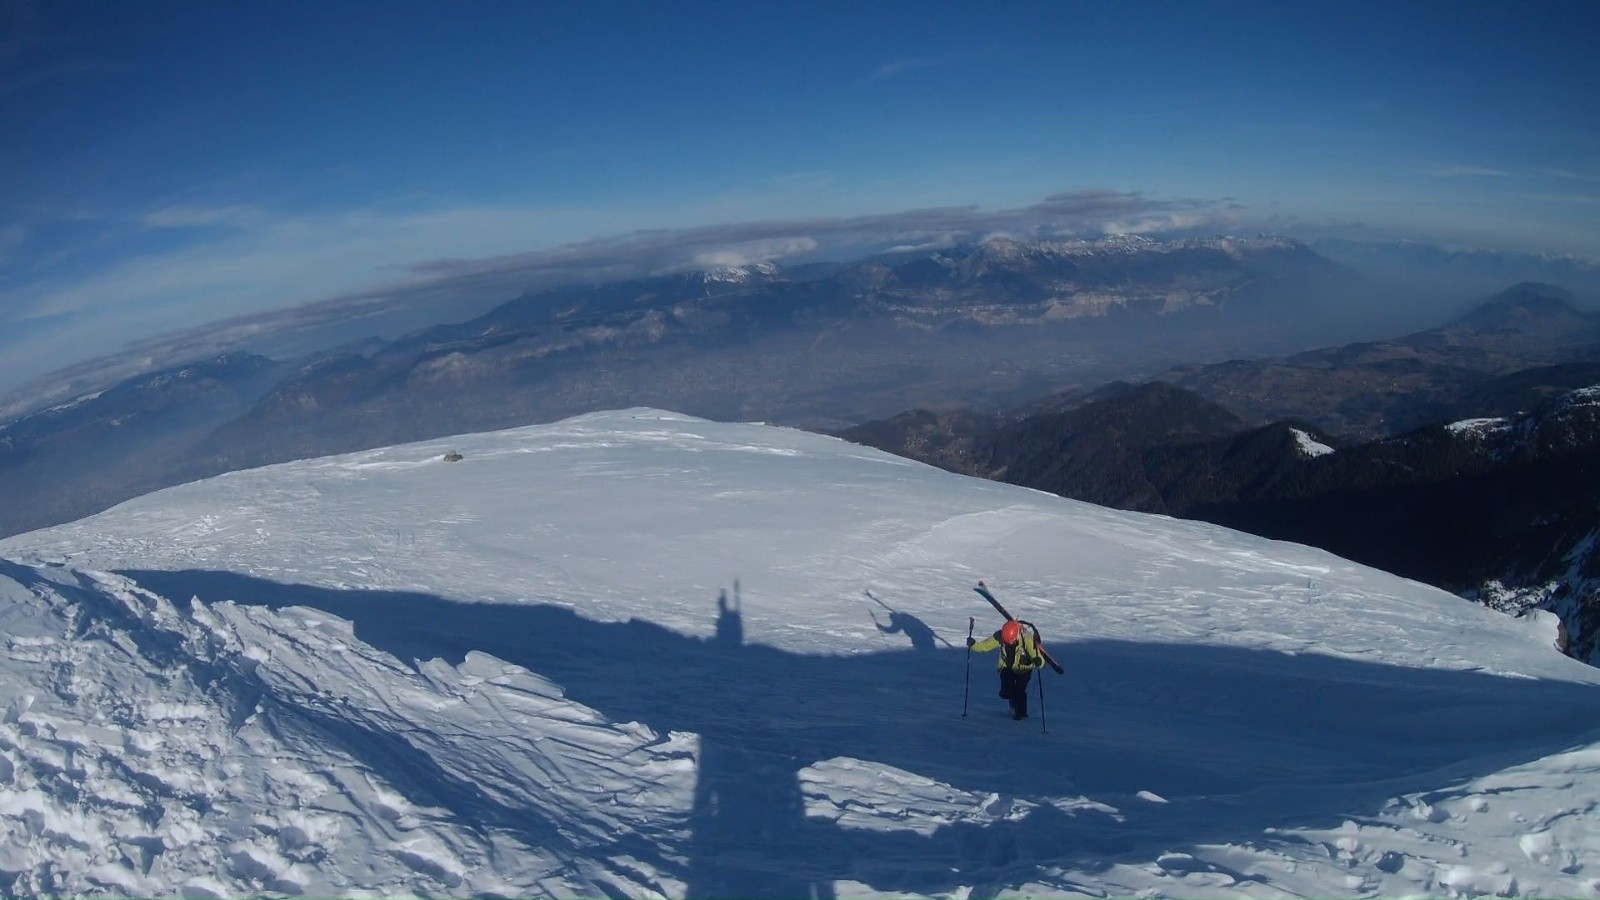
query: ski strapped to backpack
[{"left": 973, "top": 581, "right": 1065, "bottom": 674}]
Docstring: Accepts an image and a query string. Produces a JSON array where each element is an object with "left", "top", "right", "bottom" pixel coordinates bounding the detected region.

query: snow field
[{"left": 2, "top": 409, "right": 1600, "bottom": 897}]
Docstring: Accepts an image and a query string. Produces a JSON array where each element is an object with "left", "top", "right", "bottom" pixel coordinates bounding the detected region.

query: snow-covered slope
[{"left": 3, "top": 409, "right": 1600, "bottom": 898}]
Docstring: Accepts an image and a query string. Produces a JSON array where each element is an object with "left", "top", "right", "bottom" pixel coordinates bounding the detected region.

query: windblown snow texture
[{"left": 2, "top": 409, "right": 1599, "bottom": 898}]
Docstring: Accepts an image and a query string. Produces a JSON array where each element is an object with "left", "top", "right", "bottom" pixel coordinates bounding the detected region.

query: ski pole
[
  {"left": 1037, "top": 665, "right": 1047, "bottom": 734},
  {"left": 962, "top": 616, "right": 974, "bottom": 716},
  {"left": 1034, "top": 626, "right": 1048, "bottom": 735}
]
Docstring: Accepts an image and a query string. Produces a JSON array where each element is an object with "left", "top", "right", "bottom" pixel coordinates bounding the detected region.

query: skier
[{"left": 967, "top": 619, "right": 1046, "bottom": 720}]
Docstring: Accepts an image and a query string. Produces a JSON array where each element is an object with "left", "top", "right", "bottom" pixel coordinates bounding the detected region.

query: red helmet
[{"left": 1000, "top": 621, "right": 1023, "bottom": 644}]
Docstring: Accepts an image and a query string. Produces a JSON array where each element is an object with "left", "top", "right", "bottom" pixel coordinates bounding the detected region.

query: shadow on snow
[{"left": 116, "top": 568, "right": 1600, "bottom": 899}]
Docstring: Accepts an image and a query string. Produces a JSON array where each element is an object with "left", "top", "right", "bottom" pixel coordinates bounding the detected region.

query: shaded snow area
[{"left": 4, "top": 408, "right": 1600, "bottom": 898}]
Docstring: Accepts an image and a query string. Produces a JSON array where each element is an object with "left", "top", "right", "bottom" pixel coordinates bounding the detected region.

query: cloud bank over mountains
[
  {"left": 0, "top": 190, "right": 1238, "bottom": 414},
  {"left": 401, "top": 189, "right": 1237, "bottom": 281}
]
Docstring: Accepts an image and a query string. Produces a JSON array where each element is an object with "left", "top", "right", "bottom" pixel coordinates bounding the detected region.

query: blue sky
[{"left": 2, "top": 0, "right": 1597, "bottom": 395}]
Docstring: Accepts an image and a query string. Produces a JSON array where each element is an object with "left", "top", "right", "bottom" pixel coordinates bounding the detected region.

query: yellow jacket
[{"left": 971, "top": 628, "right": 1044, "bottom": 672}]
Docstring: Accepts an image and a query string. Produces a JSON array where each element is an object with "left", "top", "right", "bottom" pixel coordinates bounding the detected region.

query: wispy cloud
[
  {"left": 140, "top": 204, "right": 271, "bottom": 230},
  {"left": 10, "top": 204, "right": 596, "bottom": 325},
  {"left": 873, "top": 57, "right": 942, "bottom": 79},
  {"left": 1432, "top": 164, "right": 1600, "bottom": 184},
  {"left": 0, "top": 222, "right": 28, "bottom": 264},
  {"left": 1101, "top": 211, "right": 1218, "bottom": 236},
  {"left": 1434, "top": 164, "right": 1516, "bottom": 179},
  {"left": 1427, "top": 164, "right": 1600, "bottom": 190},
  {"left": 1511, "top": 191, "right": 1600, "bottom": 206},
  {"left": 1537, "top": 167, "right": 1599, "bottom": 182},
  {"left": 691, "top": 237, "right": 820, "bottom": 268},
  {"left": 868, "top": 47, "right": 992, "bottom": 81}
]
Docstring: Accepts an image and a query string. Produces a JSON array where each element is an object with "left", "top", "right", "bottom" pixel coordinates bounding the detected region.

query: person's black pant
[{"left": 999, "top": 668, "right": 1033, "bottom": 717}]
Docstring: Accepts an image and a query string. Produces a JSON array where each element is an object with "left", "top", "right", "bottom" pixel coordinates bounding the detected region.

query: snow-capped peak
[
  {"left": 1291, "top": 427, "right": 1335, "bottom": 457},
  {"left": 1445, "top": 384, "right": 1600, "bottom": 452},
  {"left": 701, "top": 261, "right": 782, "bottom": 284},
  {"left": 1447, "top": 416, "right": 1513, "bottom": 437},
  {"left": 1556, "top": 384, "right": 1600, "bottom": 410},
  {"left": 975, "top": 233, "right": 1301, "bottom": 262}
]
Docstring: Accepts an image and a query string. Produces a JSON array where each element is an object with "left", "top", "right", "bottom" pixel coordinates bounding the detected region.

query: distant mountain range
[
  {"left": 841, "top": 284, "right": 1600, "bottom": 663},
  {"left": 0, "top": 235, "right": 1374, "bottom": 539},
  {"left": 230, "top": 233, "right": 1355, "bottom": 447},
  {"left": 1151, "top": 283, "right": 1600, "bottom": 439},
  {"left": 1313, "top": 238, "right": 1600, "bottom": 301},
  {"left": 0, "top": 354, "right": 286, "bottom": 537}
]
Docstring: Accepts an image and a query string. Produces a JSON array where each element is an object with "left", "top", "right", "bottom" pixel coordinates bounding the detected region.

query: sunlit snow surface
[{"left": 3, "top": 409, "right": 1600, "bottom": 898}]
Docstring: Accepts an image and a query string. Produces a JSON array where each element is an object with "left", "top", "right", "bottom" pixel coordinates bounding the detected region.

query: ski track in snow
[{"left": 2, "top": 408, "right": 1600, "bottom": 898}]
